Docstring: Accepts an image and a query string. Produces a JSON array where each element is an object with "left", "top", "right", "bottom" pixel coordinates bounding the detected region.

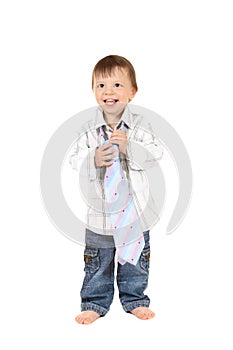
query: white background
[{"left": 1, "top": 0, "right": 233, "bottom": 349}]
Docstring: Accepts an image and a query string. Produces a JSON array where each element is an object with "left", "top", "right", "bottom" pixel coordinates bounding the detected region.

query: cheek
[
  {"left": 122, "top": 92, "right": 132, "bottom": 102},
  {"left": 94, "top": 91, "right": 102, "bottom": 102}
]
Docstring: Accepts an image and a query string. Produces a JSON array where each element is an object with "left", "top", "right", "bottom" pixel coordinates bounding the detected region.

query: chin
[{"left": 102, "top": 102, "right": 126, "bottom": 114}]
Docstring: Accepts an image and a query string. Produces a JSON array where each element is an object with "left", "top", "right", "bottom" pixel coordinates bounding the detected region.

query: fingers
[
  {"left": 100, "top": 145, "right": 116, "bottom": 158},
  {"left": 95, "top": 143, "right": 117, "bottom": 167},
  {"left": 109, "top": 131, "right": 127, "bottom": 155},
  {"left": 102, "top": 160, "right": 114, "bottom": 167},
  {"left": 110, "top": 130, "right": 127, "bottom": 141},
  {"left": 112, "top": 130, "right": 125, "bottom": 136},
  {"left": 98, "top": 143, "right": 113, "bottom": 151},
  {"left": 95, "top": 131, "right": 127, "bottom": 166}
]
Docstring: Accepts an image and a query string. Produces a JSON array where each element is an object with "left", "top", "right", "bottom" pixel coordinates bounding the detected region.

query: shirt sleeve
[
  {"left": 127, "top": 121, "right": 163, "bottom": 171},
  {"left": 69, "top": 132, "right": 97, "bottom": 181}
]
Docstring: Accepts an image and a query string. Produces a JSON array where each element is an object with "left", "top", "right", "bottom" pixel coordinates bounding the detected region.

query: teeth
[{"left": 104, "top": 99, "right": 118, "bottom": 104}]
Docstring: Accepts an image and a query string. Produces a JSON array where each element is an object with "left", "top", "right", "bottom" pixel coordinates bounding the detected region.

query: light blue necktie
[{"left": 99, "top": 122, "right": 145, "bottom": 265}]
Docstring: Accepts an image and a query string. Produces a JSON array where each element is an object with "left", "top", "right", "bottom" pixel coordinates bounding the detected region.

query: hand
[
  {"left": 94, "top": 143, "right": 116, "bottom": 167},
  {"left": 110, "top": 130, "right": 128, "bottom": 155}
]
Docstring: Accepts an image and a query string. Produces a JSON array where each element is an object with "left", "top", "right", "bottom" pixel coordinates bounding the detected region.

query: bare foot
[
  {"left": 75, "top": 311, "right": 100, "bottom": 325},
  {"left": 130, "top": 307, "right": 155, "bottom": 320}
]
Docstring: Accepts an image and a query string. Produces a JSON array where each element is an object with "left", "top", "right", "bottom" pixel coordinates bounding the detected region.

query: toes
[
  {"left": 75, "top": 315, "right": 84, "bottom": 324},
  {"left": 130, "top": 307, "right": 155, "bottom": 320},
  {"left": 75, "top": 311, "right": 100, "bottom": 325}
]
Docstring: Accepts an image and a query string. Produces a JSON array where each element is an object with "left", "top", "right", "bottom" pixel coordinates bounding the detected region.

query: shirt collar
[{"left": 95, "top": 105, "right": 133, "bottom": 130}]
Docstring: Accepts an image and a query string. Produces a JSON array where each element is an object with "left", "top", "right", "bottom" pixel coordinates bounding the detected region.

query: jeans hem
[
  {"left": 122, "top": 300, "right": 150, "bottom": 313},
  {"left": 81, "top": 302, "right": 108, "bottom": 316}
]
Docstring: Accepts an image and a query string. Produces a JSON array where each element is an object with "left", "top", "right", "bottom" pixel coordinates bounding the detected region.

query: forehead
[{"left": 94, "top": 67, "right": 129, "bottom": 81}]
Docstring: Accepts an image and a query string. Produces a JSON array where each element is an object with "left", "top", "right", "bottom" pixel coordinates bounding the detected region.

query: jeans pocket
[
  {"left": 140, "top": 248, "right": 150, "bottom": 271},
  {"left": 84, "top": 247, "right": 100, "bottom": 273},
  {"left": 139, "top": 234, "right": 150, "bottom": 272}
]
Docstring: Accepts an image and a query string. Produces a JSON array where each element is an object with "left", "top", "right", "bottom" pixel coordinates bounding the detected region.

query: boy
[{"left": 70, "top": 55, "right": 163, "bottom": 324}]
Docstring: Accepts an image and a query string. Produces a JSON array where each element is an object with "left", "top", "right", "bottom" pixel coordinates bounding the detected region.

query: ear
[{"left": 129, "top": 87, "right": 137, "bottom": 102}]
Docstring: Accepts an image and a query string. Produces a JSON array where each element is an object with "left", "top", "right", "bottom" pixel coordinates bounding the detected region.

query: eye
[
  {"left": 114, "top": 83, "right": 122, "bottom": 88},
  {"left": 97, "top": 83, "right": 104, "bottom": 88}
]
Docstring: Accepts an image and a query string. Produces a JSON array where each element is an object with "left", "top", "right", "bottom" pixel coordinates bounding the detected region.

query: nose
[{"left": 104, "top": 85, "right": 114, "bottom": 95}]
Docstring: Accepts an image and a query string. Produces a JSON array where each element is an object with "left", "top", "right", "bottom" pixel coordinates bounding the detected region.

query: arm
[
  {"left": 127, "top": 123, "right": 163, "bottom": 170},
  {"left": 110, "top": 122, "right": 163, "bottom": 171},
  {"left": 69, "top": 132, "right": 97, "bottom": 181}
]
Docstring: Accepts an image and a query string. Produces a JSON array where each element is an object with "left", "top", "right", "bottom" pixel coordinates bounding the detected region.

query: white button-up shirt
[{"left": 69, "top": 105, "right": 163, "bottom": 235}]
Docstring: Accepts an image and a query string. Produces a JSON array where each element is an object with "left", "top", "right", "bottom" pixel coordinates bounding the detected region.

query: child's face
[{"left": 93, "top": 68, "right": 136, "bottom": 117}]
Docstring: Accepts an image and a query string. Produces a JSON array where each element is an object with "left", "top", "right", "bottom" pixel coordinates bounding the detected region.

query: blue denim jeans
[{"left": 80, "top": 229, "right": 151, "bottom": 316}]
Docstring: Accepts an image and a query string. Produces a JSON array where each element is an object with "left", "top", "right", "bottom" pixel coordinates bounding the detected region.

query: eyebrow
[{"left": 95, "top": 79, "right": 124, "bottom": 84}]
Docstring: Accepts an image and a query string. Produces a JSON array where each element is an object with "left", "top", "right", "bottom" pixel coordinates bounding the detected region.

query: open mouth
[{"left": 103, "top": 99, "right": 119, "bottom": 105}]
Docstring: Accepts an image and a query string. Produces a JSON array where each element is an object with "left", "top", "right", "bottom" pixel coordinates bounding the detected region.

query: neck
[{"left": 103, "top": 112, "right": 122, "bottom": 128}]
